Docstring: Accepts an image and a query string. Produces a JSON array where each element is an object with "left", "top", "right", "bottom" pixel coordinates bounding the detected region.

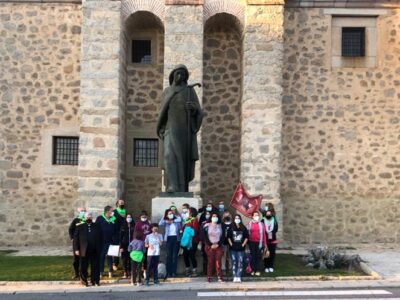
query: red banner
[{"left": 229, "top": 182, "right": 263, "bottom": 218}]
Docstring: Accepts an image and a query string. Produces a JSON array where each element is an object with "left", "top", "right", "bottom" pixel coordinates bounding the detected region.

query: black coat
[
  {"left": 73, "top": 222, "right": 103, "bottom": 257},
  {"left": 119, "top": 221, "right": 135, "bottom": 250},
  {"left": 68, "top": 217, "right": 82, "bottom": 240}
]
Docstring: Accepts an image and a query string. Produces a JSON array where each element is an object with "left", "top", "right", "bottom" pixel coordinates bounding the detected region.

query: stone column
[
  {"left": 241, "top": 0, "right": 284, "bottom": 225},
  {"left": 79, "top": 0, "right": 126, "bottom": 216},
  {"left": 163, "top": 1, "right": 204, "bottom": 196}
]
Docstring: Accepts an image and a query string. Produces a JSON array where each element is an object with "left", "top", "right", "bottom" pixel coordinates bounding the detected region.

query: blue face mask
[
  {"left": 206, "top": 207, "right": 212, "bottom": 212},
  {"left": 219, "top": 205, "right": 224, "bottom": 211}
]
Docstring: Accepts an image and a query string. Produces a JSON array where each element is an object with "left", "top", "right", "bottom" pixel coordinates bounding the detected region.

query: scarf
[
  {"left": 264, "top": 217, "right": 275, "bottom": 233},
  {"left": 102, "top": 213, "right": 116, "bottom": 224},
  {"left": 116, "top": 207, "right": 126, "bottom": 216}
]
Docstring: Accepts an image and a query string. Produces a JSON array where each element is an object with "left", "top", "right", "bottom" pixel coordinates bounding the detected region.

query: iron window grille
[
  {"left": 52, "top": 136, "right": 79, "bottom": 165},
  {"left": 342, "top": 27, "right": 365, "bottom": 57},
  {"left": 132, "top": 40, "right": 152, "bottom": 64},
  {"left": 134, "top": 138, "right": 158, "bottom": 167}
]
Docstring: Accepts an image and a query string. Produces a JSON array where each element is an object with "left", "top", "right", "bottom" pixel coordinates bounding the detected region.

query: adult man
[
  {"left": 73, "top": 212, "right": 102, "bottom": 286},
  {"left": 157, "top": 64, "right": 203, "bottom": 193},
  {"left": 68, "top": 207, "right": 86, "bottom": 279},
  {"left": 112, "top": 199, "right": 126, "bottom": 270},
  {"left": 96, "top": 206, "right": 118, "bottom": 278}
]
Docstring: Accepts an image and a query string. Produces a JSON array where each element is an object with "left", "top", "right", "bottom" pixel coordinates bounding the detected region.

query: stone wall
[
  {"left": 124, "top": 13, "right": 164, "bottom": 217},
  {"left": 201, "top": 16, "right": 242, "bottom": 204},
  {"left": 282, "top": 8, "right": 400, "bottom": 244},
  {"left": 0, "top": 3, "right": 81, "bottom": 246}
]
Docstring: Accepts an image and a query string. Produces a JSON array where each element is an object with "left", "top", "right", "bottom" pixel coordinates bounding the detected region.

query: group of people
[{"left": 69, "top": 199, "right": 278, "bottom": 287}]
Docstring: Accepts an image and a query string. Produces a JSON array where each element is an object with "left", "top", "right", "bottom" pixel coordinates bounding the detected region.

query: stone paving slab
[{"left": 1, "top": 279, "right": 400, "bottom": 294}]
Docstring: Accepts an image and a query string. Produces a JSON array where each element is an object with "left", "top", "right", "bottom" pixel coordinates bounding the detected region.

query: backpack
[{"left": 180, "top": 226, "right": 195, "bottom": 249}]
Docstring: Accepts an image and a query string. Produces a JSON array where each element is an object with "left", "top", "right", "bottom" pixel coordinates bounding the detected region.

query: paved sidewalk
[{"left": 1, "top": 244, "right": 399, "bottom": 294}]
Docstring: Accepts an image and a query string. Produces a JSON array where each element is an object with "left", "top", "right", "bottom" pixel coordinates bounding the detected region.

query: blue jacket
[
  {"left": 159, "top": 216, "right": 182, "bottom": 242},
  {"left": 96, "top": 215, "right": 118, "bottom": 244}
]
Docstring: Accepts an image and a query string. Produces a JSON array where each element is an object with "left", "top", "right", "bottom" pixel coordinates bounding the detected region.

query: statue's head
[{"left": 169, "top": 64, "right": 189, "bottom": 85}]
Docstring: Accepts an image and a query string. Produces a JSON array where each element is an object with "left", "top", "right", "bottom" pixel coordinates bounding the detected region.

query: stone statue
[{"left": 157, "top": 65, "right": 203, "bottom": 193}]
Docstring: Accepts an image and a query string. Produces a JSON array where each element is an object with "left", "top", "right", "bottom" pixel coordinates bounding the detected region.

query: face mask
[
  {"left": 119, "top": 205, "right": 125, "bottom": 209},
  {"left": 234, "top": 219, "right": 241, "bottom": 224},
  {"left": 266, "top": 215, "right": 272, "bottom": 220},
  {"left": 86, "top": 218, "right": 92, "bottom": 223},
  {"left": 219, "top": 204, "right": 224, "bottom": 210},
  {"left": 253, "top": 216, "right": 260, "bottom": 222},
  {"left": 205, "top": 214, "right": 210, "bottom": 220},
  {"left": 206, "top": 207, "right": 212, "bottom": 212},
  {"left": 211, "top": 217, "right": 218, "bottom": 223},
  {"left": 127, "top": 217, "right": 132, "bottom": 223},
  {"left": 224, "top": 221, "right": 231, "bottom": 225},
  {"left": 79, "top": 211, "right": 85, "bottom": 218},
  {"left": 264, "top": 207, "right": 269, "bottom": 212},
  {"left": 168, "top": 214, "right": 174, "bottom": 220},
  {"left": 182, "top": 208, "right": 188, "bottom": 213},
  {"left": 110, "top": 212, "right": 114, "bottom": 217},
  {"left": 141, "top": 217, "right": 147, "bottom": 222}
]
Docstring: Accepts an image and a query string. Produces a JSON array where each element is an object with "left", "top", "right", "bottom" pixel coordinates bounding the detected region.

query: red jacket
[{"left": 182, "top": 218, "right": 200, "bottom": 244}]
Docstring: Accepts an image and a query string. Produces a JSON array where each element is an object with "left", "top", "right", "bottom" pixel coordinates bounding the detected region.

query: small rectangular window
[
  {"left": 132, "top": 40, "right": 151, "bottom": 64},
  {"left": 342, "top": 27, "right": 365, "bottom": 57},
  {"left": 134, "top": 139, "right": 158, "bottom": 167},
  {"left": 52, "top": 136, "right": 79, "bottom": 165}
]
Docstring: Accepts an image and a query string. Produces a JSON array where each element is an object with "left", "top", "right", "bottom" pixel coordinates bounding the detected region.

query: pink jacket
[{"left": 247, "top": 221, "right": 267, "bottom": 247}]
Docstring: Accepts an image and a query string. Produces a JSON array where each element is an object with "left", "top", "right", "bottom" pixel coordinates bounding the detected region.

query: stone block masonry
[
  {"left": 0, "top": 3, "right": 81, "bottom": 246},
  {"left": 79, "top": 0, "right": 126, "bottom": 216}
]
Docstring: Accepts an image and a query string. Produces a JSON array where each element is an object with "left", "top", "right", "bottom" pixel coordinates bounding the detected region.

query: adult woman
[
  {"left": 119, "top": 213, "right": 135, "bottom": 278},
  {"left": 263, "top": 209, "right": 278, "bottom": 273},
  {"left": 247, "top": 211, "right": 266, "bottom": 276},
  {"left": 200, "top": 210, "right": 211, "bottom": 275},
  {"left": 227, "top": 214, "right": 249, "bottom": 282},
  {"left": 181, "top": 207, "right": 199, "bottom": 277},
  {"left": 159, "top": 208, "right": 182, "bottom": 278},
  {"left": 203, "top": 213, "right": 224, "bottom": 283}
]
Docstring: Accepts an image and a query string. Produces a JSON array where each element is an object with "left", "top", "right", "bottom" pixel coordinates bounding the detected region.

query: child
[
  {"left": 144, "top": 223, "right": 163, "bottom": 285},
  {"left": 128, "top": 231, "right": 145, "bottom": 286}
]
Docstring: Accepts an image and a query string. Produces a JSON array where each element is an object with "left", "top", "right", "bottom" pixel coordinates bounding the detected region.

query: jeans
[
  {"left": 166, "top": 236, "right": 179, "bottom": 276},
  {"left": 205, "top": 245, "right": 223, "bottom": 278},
  {"left": 264, "top": 243, "right": 277, "bottom": 268},
  {"left": 146, "top": 255, "right": 160, "bottom": 283},
  {"left": 183, "top": 242, "right": 198, "bottom": 269},
  {"left": 131, "top": 260, "right": 142, "bottom": 284},
  {"left": 230, "top": 250, "right": 244, "bottom": 278},
  {"left": 249, "top": 241, "right": 262, "bottom": 273},
  {"left": 99, "top": 243, "right": 113, "bottom": 273}
]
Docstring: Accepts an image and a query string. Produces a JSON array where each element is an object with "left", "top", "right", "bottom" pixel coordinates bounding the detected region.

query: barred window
[
  {"left": 132, "top": 40, "right": 152, "bottom": 64},
  {"left": 342, "top": 27, "right": 365, "bottom": 57},
  {"left": 134, "top": 139, "right": 158, "bottom": 167},
  {"left": 53, "top": 136, "right": 79, "bottom": 165}
]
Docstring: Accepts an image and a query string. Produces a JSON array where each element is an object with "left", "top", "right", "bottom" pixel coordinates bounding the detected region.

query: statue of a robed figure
[{"left": 156, "top": 65, "right": 203, "bottom": 193}]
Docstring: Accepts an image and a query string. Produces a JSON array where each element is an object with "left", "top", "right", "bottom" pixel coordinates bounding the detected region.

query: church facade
[{"left": 0, "top": 0, "right": 399, "bottom": 246}]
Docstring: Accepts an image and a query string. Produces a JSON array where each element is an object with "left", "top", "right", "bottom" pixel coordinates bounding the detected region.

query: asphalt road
[{"left": 1, "top": 288, "right": 400, "bottom": 300}]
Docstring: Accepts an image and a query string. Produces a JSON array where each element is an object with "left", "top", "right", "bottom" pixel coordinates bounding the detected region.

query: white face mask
[
  {"left": 206, "top": 207, "right": 212, "bottom": 212},
  {"left": 211, "top": 217, "right": 218, "bottom": 223},
  {"left": 127, "top": 217, "right": 132, "bottom": 223},
  {"left": 253, "top": 216, "right": 260, "bottom": 222},
  {"left": 168, "top": 214, "right": 174, "bottom": 220},
  {"left": 141, "top": 217, "right": 147, "bottom": 222},
  {"left": 234, "top": 219, "right": 241, "bottom": 224},
  {"left": 182, "top": 208, "right": 188, "bottom": 213},
  {"left": 110, "top": 211, "right": 114, "bottom": 217}
]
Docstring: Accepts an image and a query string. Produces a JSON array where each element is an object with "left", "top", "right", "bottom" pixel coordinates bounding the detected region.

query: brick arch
[
  {"left": 121, "top": 0, "right": 165, "bottom": 24},
  {"left": 203, "top": 0, "right": 245, "bottom": 31}
]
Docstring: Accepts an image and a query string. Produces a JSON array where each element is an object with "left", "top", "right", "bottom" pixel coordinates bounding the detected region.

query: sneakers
[
  {"left": 185, "top": 268, "right": 191, "bottom": 277},
  {"left": 217, "top": 277, "right": 224, "bottom": 283},
  {"left": 112, "top": 264, "right": 118, "bottom": 271},
  {"left": 269, "top": 268, "right": 274, "bottom": 273},
  {"left": 264, "top": 268, "right": 270, "bottom": 273},
  {"left": 237, "top": 277, "right": 241, "bottom": 283},
  {"left": 191, "top": 268, "right": 198, "bottom": 277},
  {"left": 145, "top": 280, "right": 150, "bottom": 286},
  {"left": 108, "top": 272, "right": 113, "bottom": 278},
  {"left": 255, "top": 272, "right": 261, "bottom": 276},
  {"left": 154, "top": 280, "right": 160, "bottom": 285},
  {"left": 250, "top": 272, "right": 255, "bottom": 276},
  {"left": 233, "top": 277, "right": 238, "bottom": 282}
]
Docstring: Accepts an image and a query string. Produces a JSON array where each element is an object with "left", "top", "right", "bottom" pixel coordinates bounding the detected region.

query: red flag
[{"left": 229, "top": 182, "right": 263, "bottom": 218}]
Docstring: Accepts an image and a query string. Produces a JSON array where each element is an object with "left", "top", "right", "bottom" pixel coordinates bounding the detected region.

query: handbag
[{"left": 262, "top": 248, "right": 270, "bottom": 259}]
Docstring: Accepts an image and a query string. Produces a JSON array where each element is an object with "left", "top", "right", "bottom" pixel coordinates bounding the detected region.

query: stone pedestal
[{"left": 151, "top": 196, "right": 202, "bottom": 222}]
